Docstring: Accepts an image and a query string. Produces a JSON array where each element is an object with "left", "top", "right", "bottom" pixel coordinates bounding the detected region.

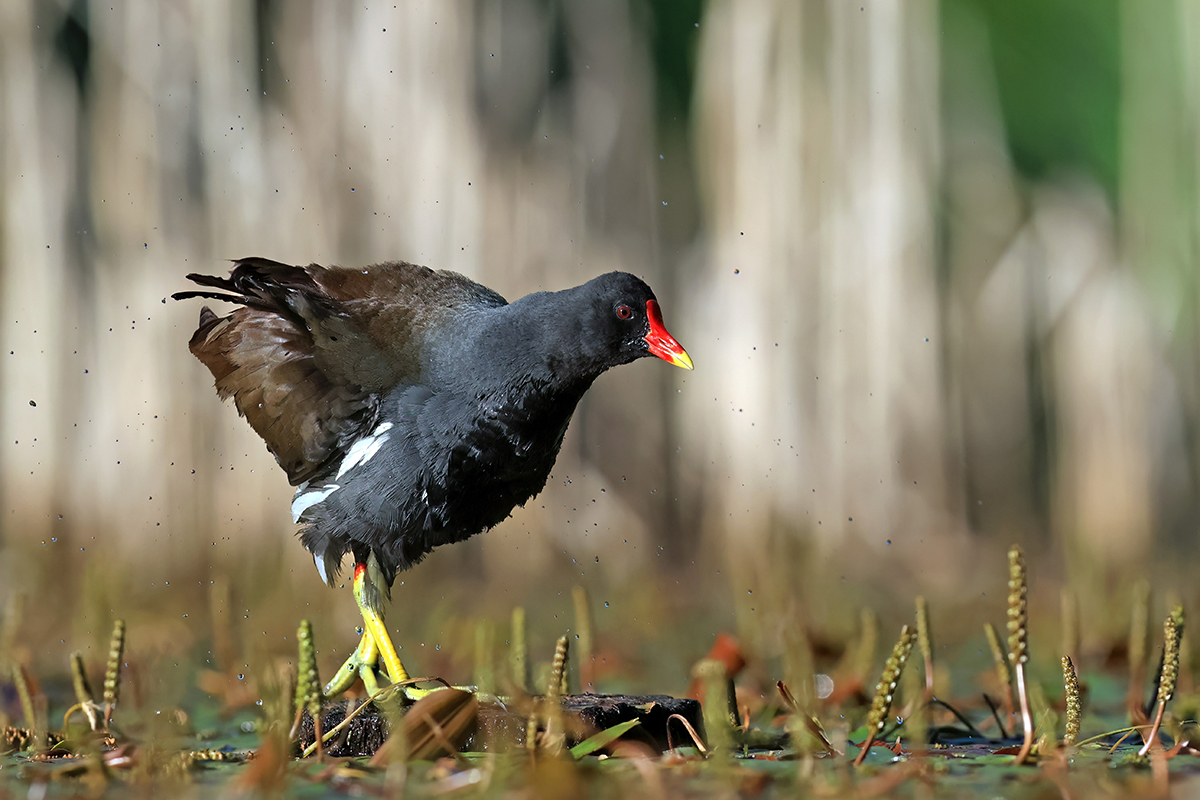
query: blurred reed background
[{"left": 1, "top": 0, "right": 1198, "bottom": 693}]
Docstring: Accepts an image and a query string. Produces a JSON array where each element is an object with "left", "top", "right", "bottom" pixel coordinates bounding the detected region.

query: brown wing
[
  {"left": 186, "top": 304, "right": 374, "bottom": 485},
  {"left": 305, "top": 260, "right": 506, "bottom": 390},
  {"left": 176, "top": 257, "right": 505, "bottom": 485}
]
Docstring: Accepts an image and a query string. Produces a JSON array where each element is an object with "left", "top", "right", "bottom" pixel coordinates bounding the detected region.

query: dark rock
[
  {"left": 297, "top": 693, "right": 704, "bottom": 758},
  {"left": 296, "top": 700, "right": 388, "bottom": 758}
]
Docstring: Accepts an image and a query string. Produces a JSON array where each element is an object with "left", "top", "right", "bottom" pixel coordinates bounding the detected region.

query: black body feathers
[{"left": 176, "top": 259, "right": 673, "bottom": 585}]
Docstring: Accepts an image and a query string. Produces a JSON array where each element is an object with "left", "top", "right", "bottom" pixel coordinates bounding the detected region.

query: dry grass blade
[
  {"left": 370, "top": 688, "right": 478, "bottom": 764},
  {"left": 776, "top": 680, "right": 837, "bottom": 755},
  {"left": 665, "top": 713, "right": 707, "bottom": 754},
  {"left": 68, "top": 651, "right": 99, "bottom": 732},
  {"left": 294, "top": 675, "right": 454, "bottom": 758},
  {"left": 984, "top": 622, "right": 1013, "bottom": 723}
]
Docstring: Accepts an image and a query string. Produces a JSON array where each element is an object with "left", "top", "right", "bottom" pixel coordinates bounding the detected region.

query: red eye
[{"left": 616, "top": 305, "right": 633, "bottom": 320}]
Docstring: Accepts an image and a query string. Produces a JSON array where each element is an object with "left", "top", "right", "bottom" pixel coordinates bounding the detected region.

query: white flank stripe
[
  {"left": 336, "top": 422, "right": 393, "bottom": 479},
  {"left": 313, "top": 553, "right": 332, "bottom": 585},
  {"left": 291, "top": 484, "right": 339, "bottom": 523}
]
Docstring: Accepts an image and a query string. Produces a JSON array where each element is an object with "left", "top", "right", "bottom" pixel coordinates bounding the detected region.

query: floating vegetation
[{"left": 3, "top": 559, "right": 1200, "bottom": 799}]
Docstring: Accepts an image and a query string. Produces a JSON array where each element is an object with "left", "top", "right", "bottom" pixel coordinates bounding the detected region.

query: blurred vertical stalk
[
  {"left": 572, "top": 586, "right": 594, "bottom": 691},
  {"left": 1060, "top": 589, "right": 1079, "bottom": 667},
  {"left": 984, "top": 622, "right": 1013, "bottom": 724},
  {"left": 695, "top": 658, "right": 734, "bottom": 755},
  {"left": 509, "top": 607, "right": 527, "bottom": 694},
  {"left": 12, "top": 664, "right": 36, "bottom": 732},
  {"left": 474, "top": 618, "right": 495, "bottom": 697},
  {"left": 915, "top": 596, "right": 934, "bottom": 697},
  {"left": 1122, "top": 0, "right": 1200, "bottom": 574},
  {"left": 0, "top": 593, "right": 23, "bottom": 672},
  {"left": 210, "top": 579, "right": 235, "bottom": 673},
  {"left": 1127, "top": 581, "right": 1151, "bottom": 719}
]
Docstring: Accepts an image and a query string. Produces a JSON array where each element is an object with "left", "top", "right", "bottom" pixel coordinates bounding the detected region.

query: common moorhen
[{"left": 174, "top": 258, "right": 692, "bottom": 696}]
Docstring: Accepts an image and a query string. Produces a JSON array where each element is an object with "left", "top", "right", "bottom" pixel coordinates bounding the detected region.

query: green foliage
[{"left": 944, "top": 0, "right": 1120, "bottom": 194}]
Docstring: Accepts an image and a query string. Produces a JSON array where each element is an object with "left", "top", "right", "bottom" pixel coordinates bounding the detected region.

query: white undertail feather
[
  {"left": 313, "top": 553, "right": 332, "bottom": 585},
  {"left": 295, "top": 422, "right": 397, "bottom": 584},
  {"left": 336, "top": 422, "right": 393, "bottom": 479},
  {"left": 291, "top": 483, "right": 339, "bottom": 523}
]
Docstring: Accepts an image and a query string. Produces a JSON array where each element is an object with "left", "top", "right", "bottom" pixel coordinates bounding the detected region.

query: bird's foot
[
  {"left": 322, "top": 628, "right": 453, "bottom": 703},
  {"left": 322, "top": 561, "right": 468, "bottom": 703},
  {"left": 322, "top": 628, "right": 383, "bottom": 698}
]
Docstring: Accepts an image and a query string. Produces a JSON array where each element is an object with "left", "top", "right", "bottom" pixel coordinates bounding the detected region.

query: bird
[{"left": 174, "top": 257, "right": 692, "bottom": 697}]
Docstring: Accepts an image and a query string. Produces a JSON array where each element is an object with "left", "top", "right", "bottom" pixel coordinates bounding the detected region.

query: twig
[
  {"left": 776, "top": 681, "right": 838, "bottom": 755},
  {"left": 300, "top": 681, "right": 415, "bottom": 758},
  {"left": 665, "top": 713, "right": 707, "bottom": 754},
  {"left": 981, "top": 693, "right": 1009, "bottom": 739},
  {"left": 927, "top": 697, "right": 987, "bottom": 740}
]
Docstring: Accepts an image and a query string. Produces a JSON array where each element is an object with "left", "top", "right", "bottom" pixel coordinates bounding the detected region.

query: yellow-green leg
[
  {"left": 353, "top": 563, "right": 410, "bottom": 684},
  {"left": 322, "top": 562, "right": 412, "bottom": 698}
]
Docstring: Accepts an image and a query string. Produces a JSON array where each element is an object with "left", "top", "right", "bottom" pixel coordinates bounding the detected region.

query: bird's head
[{"left": 576, "top": 272, "right": 693, "bottom": 372}]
